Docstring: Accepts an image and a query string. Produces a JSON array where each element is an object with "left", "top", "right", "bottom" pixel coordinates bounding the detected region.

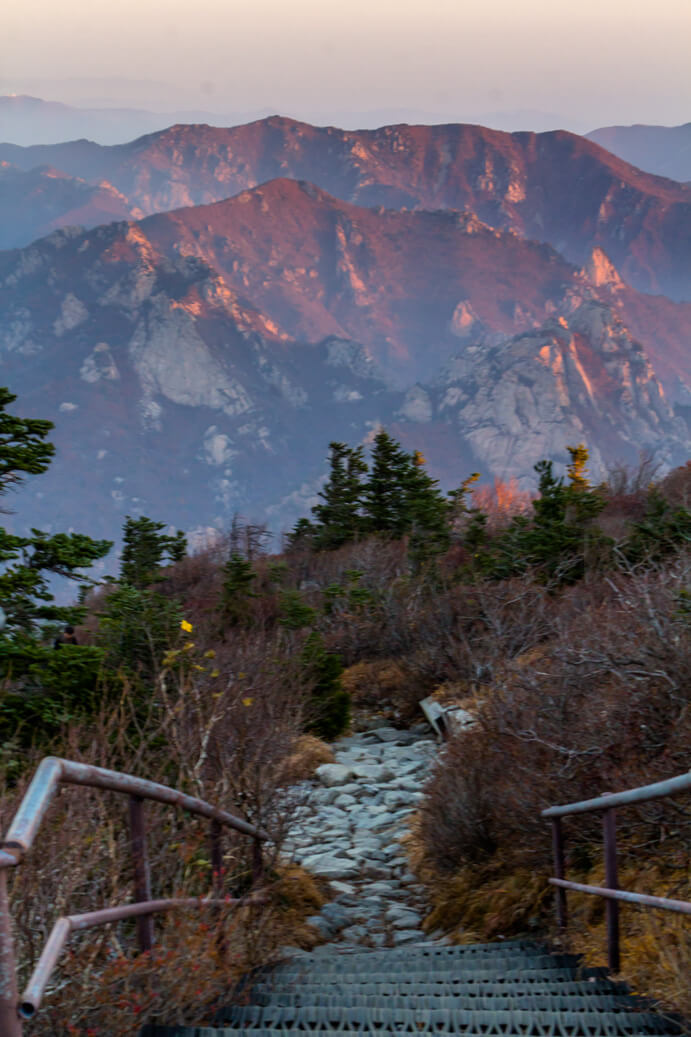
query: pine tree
[
  {"left": 404, "top": 450, "right": 451, "bottom": 568},
  {"left": 362, "top": 430, "right": 411, "bottom": 535},
  {"left": 0, "top": 387, "right": 112, "bottom": 635},
  {"left": 221, "top": 552, "right": 257, "bottom": 627},
  {"left": 120, "top": 515, "right": 187, "bottom": 589},
  {"left": 312, "top": 441, "right": 367, "bottom": 549}
]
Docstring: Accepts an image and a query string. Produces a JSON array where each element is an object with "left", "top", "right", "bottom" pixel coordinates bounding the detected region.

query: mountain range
[
  {"left": 586, "top": 122, "right": 691, "bottom": 185},
  {"left": 0, "top": 116, "right": 689, "bottom": 550},
  {"left": 2, "top": 118, "right": 690, "bottom": 301},
  {"left": 1, "top": 171, "right": 689, "bottom": 548}
]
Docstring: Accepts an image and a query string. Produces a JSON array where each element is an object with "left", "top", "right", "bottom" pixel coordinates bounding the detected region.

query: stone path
[{"left": 281, "top": 724, "right": 442, "bottom": 950}]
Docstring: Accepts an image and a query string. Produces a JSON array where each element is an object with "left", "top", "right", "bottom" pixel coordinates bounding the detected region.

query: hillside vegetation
[{"left": 1, "top": 387, "right": 690, "bottom": 1029}]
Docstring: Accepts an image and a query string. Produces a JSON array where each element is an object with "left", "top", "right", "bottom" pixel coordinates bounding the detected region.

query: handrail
[
  {"left": 2, "top": 756, "right": 269, "bottom": 859},
  {"left": 542, "top": 770, "right": 691, "bottom": 973},
  {"left": 0, "top": 757, "right": 271, "bottom": 1035},
  {"left": 542, "top": 771, "right": 691, "bottom": 818},
  {"left": 19, "top": 893, "right": 268, "bottom": 1019}
]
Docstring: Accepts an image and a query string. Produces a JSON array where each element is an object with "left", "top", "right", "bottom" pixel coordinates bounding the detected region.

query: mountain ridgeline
[{"left": 0, "top": 116, "right": 689, "bottom": 544}]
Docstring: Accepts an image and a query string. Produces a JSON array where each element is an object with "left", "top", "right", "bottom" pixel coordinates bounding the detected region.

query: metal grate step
[
  {"left": 241, "top": 994, "right": 638, "bottom": 1013},
  {"left": 215, "top": 1003, "right": 680, "bottom": 1034},
  {"left": 272, "top": 954, "right": 582, "bottom": 978},
  {"left": 249, "top": 981, "right": 628, "bottom": 1001}
]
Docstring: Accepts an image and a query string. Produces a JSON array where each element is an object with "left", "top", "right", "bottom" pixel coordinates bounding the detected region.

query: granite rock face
[{"left": 0, "top": 184, "right": 688, "bottom": 550}]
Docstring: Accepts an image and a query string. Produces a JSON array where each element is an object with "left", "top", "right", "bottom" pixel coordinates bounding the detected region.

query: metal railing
[
  {"left": 542, "top": 770, "right": 691, "bottom": 973},
  {"left": 0, "top": 756, "right": 270, "bottom": 1035}
]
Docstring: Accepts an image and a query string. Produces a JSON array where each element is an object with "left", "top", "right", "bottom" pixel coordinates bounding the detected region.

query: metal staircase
[{"left": 141, "top": 940, "right": 684, "bottom": 1036}]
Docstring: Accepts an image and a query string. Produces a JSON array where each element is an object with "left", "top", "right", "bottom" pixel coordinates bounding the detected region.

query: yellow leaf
[
  {"left": 204, "top": 649, "right": 216, "bottom": 659},
  {"left": 242, "top": 697, "right": 253, "bottom": 707},
  {"left": 210, "top": 669, "right": 220, "bottom": 678},
  {"left": 238, "top": 671, "right": 246, "bottom": 679},
  {"left": 181, "top": 619, "right": 193, "bottom": 633}
]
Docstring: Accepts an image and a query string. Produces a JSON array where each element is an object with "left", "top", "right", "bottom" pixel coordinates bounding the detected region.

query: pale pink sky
[{"left": 2, "top": 0, "right": 690, "bottom": 127}]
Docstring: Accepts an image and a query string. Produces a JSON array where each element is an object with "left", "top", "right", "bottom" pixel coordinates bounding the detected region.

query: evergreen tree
[
  {"left": 120, "top": 515, "right": 187, "bottom": 589},
  {"left": 0, "top": 387, "right": 112, "bottom": 742},
  {"left": 405, "top": 451, "right": 451, "bottom": 568},
  {"left": 0, "top": 388, "right": 112, "bottom": 636},
  {"left": 362, "top": 430, "right": 412, "bottom": 535},
  {"left": 0, "top": 386, "right": 54, "bottom": 494},
  {"left": 485, "top": 449, "right": 607, "bottom": 585},
  {"left": 301, "top": 632, "right": 350, "bottom": 740},
  {"left": 221, "top": 552, "right": 257, "bottom": 627},
  {"left": 311, "top": 442, "right": 367, "bottom": 549}
]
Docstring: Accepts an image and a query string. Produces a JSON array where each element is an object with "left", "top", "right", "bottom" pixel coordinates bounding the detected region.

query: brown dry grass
[{"left": 277, "top": 735, "right": 336, "bottom": 784}]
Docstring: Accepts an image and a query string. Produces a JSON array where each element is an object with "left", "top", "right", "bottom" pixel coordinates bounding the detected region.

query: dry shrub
[
  {"left": 658, "top": 461, "right": 691, "bottom": 510},
  {"left": 2, "top": 621, "right": 309, "bottom": 1034},
  {"left": 565, "top": 859, "right": 691, "bottom": 1018},
  {"left": 268, "top": 863, "right": 327, "bottom": 950},
  {"left": 277, "top": 735, "right": 335, "bottom": 784},
  {"left": 415, "top": 550, "right": 690, "bottom": 1015},
  {"left": 340, "top": 658, "right": 422, "bottom": 721}
]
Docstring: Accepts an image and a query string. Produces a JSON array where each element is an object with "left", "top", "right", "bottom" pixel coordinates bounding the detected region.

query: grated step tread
[
  {"left": 250, "top": 982, "right": 629, "bottom": 1000},
  {"left": 215, "top": 1004, "right": 680, "bottom": 1034},
  {"left": 242, "top": 994, "right": 639, "bottom": 1013}
]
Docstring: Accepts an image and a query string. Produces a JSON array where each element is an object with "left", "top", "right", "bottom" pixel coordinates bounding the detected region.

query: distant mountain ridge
[
  {"left": 2, "top": 117, "right": 690, "bottom": 300},
  {"left": 587, "top": 122, "right": 691, "bottom": 184},
  {"left": 0, "top": 94, "right": 269, "bottom": 147}
]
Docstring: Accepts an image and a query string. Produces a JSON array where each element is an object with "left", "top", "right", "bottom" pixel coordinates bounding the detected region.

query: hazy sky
[{"left": 2, "top": 0, "right": 690, "bottom": 128}]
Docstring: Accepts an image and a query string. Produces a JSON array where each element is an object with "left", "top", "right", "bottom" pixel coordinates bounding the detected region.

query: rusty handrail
[
  {"left": 19, "top": 893, "right": 268, "bottom": 1019},
  {"left": 2, "top": 757, "right": 269, "bottom": 859},
  {"left": 542, "top": 770, "right": 691, "bottom": 973},
  {"left": 542, "top": 771, "right": 691, "bottom": 818},
  {"left": 0, "top": 757, "right": 271, "bottom": 1035}
]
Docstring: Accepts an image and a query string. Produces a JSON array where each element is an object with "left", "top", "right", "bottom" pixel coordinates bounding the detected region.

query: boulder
[{"left": 316, "top": 763, "right": 355, "bottom": 787}]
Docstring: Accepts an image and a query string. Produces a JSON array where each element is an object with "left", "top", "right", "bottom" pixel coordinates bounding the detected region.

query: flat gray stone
[
  {"left": 370, "top": 727, "right": 407, "bottom": 742},
  {"left": 343, "top": 846, "right": 387, "bottom": 861},
  {"left": 320, "top": 902, "right": 353, "bottom": 929},
  {"left": 333, "top": 793, "right": 357, "bottom": 808},
  {"left": 305, "top": 856, "right": 361, "bottom": 880},
  {"left": 329, "top": 880, "right": 355, "bottom": 896},
  {"left": 391, "top": 929, "right": 424, "bottom": 945},
  {"left": 340, "top": 924, "right": 370, "bottom": 943},
  {"left": 350, "top": 764, "right": 394, "bottom": 782},
  {"left": 361, "top": 862, "right": 393, "bottom": 880},
  {"left": 316, "top": 764, "right": 355, "bottom": 787},
  {"left": 306, "top": 914, "right": 337, "bottom": 938}
]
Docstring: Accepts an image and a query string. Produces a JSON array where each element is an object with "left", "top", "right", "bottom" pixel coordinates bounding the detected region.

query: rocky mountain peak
[{"left": 582, "top": 247, "right": 623, "bottom": 289}]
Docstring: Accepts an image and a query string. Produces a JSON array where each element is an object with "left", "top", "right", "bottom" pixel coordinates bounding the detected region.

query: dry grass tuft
[{"left": 277, "top": 735, "right": 336, "bottom": 784}]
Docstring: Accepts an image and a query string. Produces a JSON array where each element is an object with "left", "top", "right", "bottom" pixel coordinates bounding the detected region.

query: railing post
[
  {"left": 252, "top": 837, "right": 264, "bottom": 887},
  {"left": 551, "top": 817, "right": 567, "bottom": 930},
  {"left": 603, "top": 808, "right": 620, "bottom": 973},
  {"left": 0, "top": 867, "right": 22, "bottom": 1036},
  {"left": 210, "top": 820, "right": 226, "bottom": 958},
  {"left": 128, "top": 796, "right": 154, "bottom": 952}
]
